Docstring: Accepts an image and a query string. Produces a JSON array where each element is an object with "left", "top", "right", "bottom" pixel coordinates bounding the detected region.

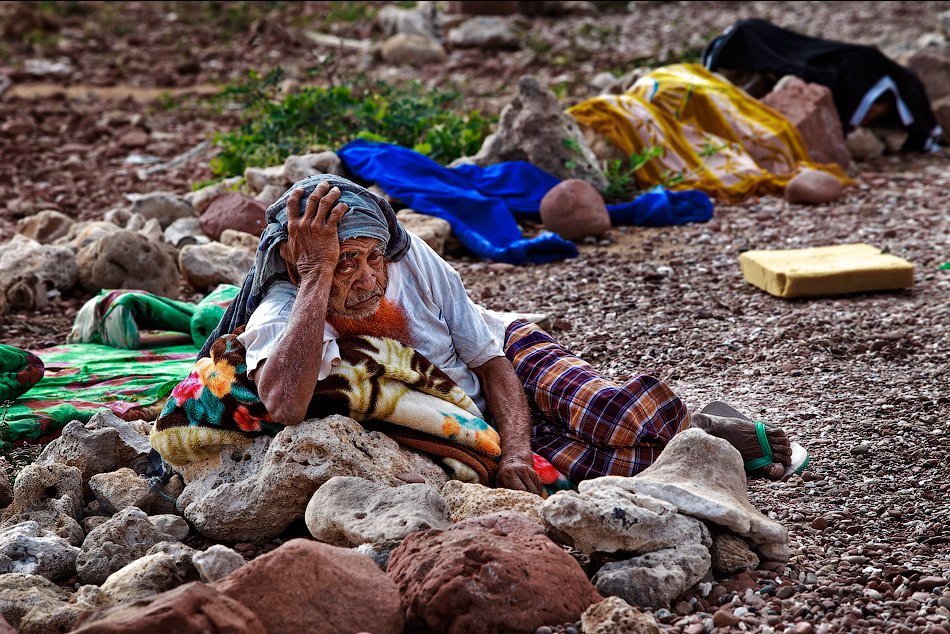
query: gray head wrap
[{"left": 198, "top": 173, "right": 410, "bottom": 357}]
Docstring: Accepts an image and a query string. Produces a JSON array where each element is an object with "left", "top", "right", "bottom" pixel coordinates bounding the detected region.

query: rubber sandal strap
[{"left": 744, "top": 421, "right": 774, "bottom": 472}]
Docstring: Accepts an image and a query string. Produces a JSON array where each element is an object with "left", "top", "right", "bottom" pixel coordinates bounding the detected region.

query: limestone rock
[
  {"left": 762, "top": 77, "right": 851, "bottom": 170},
  {"left": 441, "top": 479, "right": 543, "bottom": 523},
  {"left": 76, "top": 508, "right": 175, "bottom": 586},
  {"left": 198, "top": 192, "right": 266, "bottom": 241},
  {"left": 397, "top": 210, "right": 453, "bottom": 255},
  {"left": 243, "top": 165, "right": 287, "bottom": 194},
  {"left": 305, "top": 476, "right": 450, "bottom": 547},
  {"left": 88, "top": 469, "right": 152, "bottom": 513},
  {"left": 0, "top": 234, "right": 78, "bottom": 311},
  {"left": 0, "top": 478, "right": 10, "bottom": 509},
  {"left": 710, "top": 532, "right": 759, "bottom": 575},
  {"left": 128, "top": 192, "right": 196, "bottom": 229},
  {"left": 216, "top": 538, "right": 403, "bottom": 634},
  {"left": 472, "top": 75, "right": 607, "bottom": 190},
  {"left": 0, "top": 572, "right": 79, "bottom": 634},
  {"left": 192, "top": 545, "right": 245, "bottom": 583},
  {"left": 611, "top": 428, "right": 787, "bottom": 549},
  {"left": 76, "top": 230, "right": 180, "bottom": 297},
  {"left": 177, "top": 416, "right": 444, "bottom": 542},
  {"left": 846, "top": 127, "right": 885, "bottom": 161},
  {"left": 388, "top": 527, "right": 601, "bottom": 633},
  {"left": 581, "top": 596, "right": 662, "bottom": 634},
  {"left": 0, "top": 463, "right": 84, "bottom": 546},
  {"left": 183, "top": 176, "right": 243, "bottom": 214},
  {"left": 0, "top": 521, "right": 80, "bottom": 581},
  {"left": 99, "top": 542, "right": 199, "bottom": 605},
  {"left": 283, "top": 151, "right": 344, "bottom": 184},
  {"left": 178, "top": 242, "right": 255, "bottom": 290},
  {"left": 540, "top": 178, "right": 611, "bottom": 240},
  {"left": 69, "top": 581, "right": 266, "bottom": 634},
  {"left": 148, "top": 515, "right": 189, "bottom": 542},
  {"left": 784, "top": 168, "right": 844, "bottom": 204},
  {"left": 904, "top": 50, "right": 950, "bottom": 102},
  {"left": 85, "top": 411, "right": 153, "bottom": 473},
  {"left": 16, "top": 210, "right": 74, "bottom": 244},
  {"left": 381, "top": 33, "right": 447, "bottom": 66},
  {"left": 34, "top": 420, "right": 120, "bottom": 485},
  {"left": 58, "top": 220, "right": 121, "bottom": 251},
  {"left": 377, "top": 5, "right": 438, "bottom": 40},
  {"left": 541, "top": 485, "right": 710, "bottom": 555},
  {"left": 163, "top": 217, "right": 209, "bottom": 248},
  {"left": 254, "top": 184, "right": 285, "bottom": 207},
  {"left": 138, "top": 218, "right": 164, "bottom": 244},
  {"left": 592, "top": 543, "right": 712, "bottom": 608},
  {"left": 219, "top": 229, "right": 260, "bottom": 251},
  {"left": 447, "top": 16, "right": 520, "bottom": 49}
]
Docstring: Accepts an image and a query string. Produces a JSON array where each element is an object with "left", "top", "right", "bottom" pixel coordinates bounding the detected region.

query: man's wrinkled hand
[
  {"left": 496, "top": 455, "right": 543, "bottom": 497},
  {"left": 285, "top": 181, "right": 349, "bottom": 282}
]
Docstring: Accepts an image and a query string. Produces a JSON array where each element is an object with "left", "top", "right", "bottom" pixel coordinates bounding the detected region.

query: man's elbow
[{"left": 260, "top": 391, "right": 307, "bottom": 426}]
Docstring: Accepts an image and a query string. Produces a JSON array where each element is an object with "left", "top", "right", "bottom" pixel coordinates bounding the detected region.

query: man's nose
[{"left": 353, "top": 261, "right": 377, "bottom": 289}]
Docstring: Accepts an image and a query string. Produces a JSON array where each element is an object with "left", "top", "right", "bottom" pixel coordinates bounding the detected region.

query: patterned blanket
[{"left": 151, "top": 331, "right": 571, "bottom": 491}]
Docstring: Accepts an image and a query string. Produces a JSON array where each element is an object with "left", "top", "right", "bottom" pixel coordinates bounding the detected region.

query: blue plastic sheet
[{"left": 337, "top": 139, "right": 713, "bottom": 264}]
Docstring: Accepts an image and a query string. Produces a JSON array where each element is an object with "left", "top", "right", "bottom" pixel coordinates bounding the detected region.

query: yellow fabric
[
  {"left": 739, "top": 243, "right": 914, "bottom": 298},
  {"left": 567, "top": 64, "right": 853, "bottom": 201}
]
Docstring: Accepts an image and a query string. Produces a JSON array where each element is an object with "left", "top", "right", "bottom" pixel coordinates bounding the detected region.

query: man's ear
[{"left": 278, "top": 242, "right": 300, "bottom": 285}]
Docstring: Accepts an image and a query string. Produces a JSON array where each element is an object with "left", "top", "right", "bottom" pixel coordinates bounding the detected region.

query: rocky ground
[{"left": 1, "top": 1, "right": 949, "bottom": 633}]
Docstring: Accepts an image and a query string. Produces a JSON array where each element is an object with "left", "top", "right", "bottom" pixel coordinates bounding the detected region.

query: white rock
[
  {"left": 75, "top": 507, "right": 174, "bottom": 585},
  {"left": 441, "top": 480, "right": 543, "bottom": 523},
  {"left": 192, "top": 544, "right": 246, "bottom": 582},
  {"left": 592, "top": 543, "right": 712, "bottom": 608},
  {"left": 397, "top": 210, "right": 452, "bottom": 255},
  {"left": 127, "top": 192, "right": 196, "bottom": 228},
  {"left": 254, "top": 184, "right": 285, "bottom": 207},
  {"left": 0, "top": 521, "right": 80, "bottom": 581},
  {"left": 85, "top": 411, "right": 153, "bottom": 473},
  {"left": 447, "top": 16, "right": 520, "bottom": 49},
  {"left": 148, "top": 515, "right": 190, "bottom": 542},
  {"left": 283, "top": 151, "right": 344, "bottom": 184},
  {"left": 88, "top": 468, "right": 152, "bottom": 513},
  {"left": 99, "top": 542, "right": 198, "bottom": 605},
  {"left": 183, "top": 176, "right": 243, "bottom": 214},
  {"left": 164, "top": 216, "right": 210, "bottom": 248},
  {"left": 0, "top": 463, "right": 84, "bottom": 546},
  {"left": 219, "top": 229, "right": 260, "bottom": 251},
  {"left": 178, "top": 242, "right": 255, "bottom": 290},
  {"left": 0, "top": 234, "right": 78, "bottom": 311},
  {"left": 244, "top": 165, "right": 287, "bottom": 193}
]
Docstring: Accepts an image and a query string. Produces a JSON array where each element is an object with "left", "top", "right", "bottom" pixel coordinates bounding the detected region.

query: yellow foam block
[{"left": 739, "top": 243, "right": 914, "bottom": 298}]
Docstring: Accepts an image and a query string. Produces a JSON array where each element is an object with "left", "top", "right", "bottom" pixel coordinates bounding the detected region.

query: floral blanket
[{"left": 150, "top": 331, "right": 571, "bottom": 492}]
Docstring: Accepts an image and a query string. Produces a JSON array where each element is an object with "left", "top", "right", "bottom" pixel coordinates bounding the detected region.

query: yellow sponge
[{"left": 739, "top": 243, "right": 914, "bottom": 298}]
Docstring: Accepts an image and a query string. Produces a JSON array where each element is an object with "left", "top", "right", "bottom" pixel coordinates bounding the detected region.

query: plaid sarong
[{"left": 504, "top": 319, "right": 690, "bottom": 482}]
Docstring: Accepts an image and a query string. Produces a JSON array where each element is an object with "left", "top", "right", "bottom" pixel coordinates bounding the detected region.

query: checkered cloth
[{"left": 504, "top": 319, "right": 690, "bottom": 483}]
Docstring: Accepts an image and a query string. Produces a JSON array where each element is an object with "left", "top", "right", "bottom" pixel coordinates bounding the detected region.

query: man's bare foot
[{"left": 690, "top": 412, "right": 792, "bottom": 480}]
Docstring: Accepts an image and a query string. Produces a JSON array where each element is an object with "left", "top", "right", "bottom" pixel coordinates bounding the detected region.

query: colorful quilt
[{"left": 151, "top": 331, "right": 572, "bottom": 493}]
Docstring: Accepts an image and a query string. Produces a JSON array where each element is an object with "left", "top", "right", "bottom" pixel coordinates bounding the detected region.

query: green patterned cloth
[
  {"left": 0, "top": 344, "right": 45, "bottom": 402},
  {"left": 0, "top": 342, "right": 198, "bottom": 448}
]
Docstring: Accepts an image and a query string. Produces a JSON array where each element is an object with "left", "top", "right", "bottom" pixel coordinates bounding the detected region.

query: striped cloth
[{"left": 504, "top": 320, "right": 690, "bottom": 483}]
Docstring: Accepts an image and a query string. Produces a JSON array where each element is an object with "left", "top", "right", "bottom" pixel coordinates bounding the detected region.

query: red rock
[
  {"left": 117, "top": 127, "right": 149, "bottom": 148},
  {"left": 447, "top": 510, "right": 545, "bottom": 537},
  {"left": 199, "top": 192, "right": 267, "bottom": 241},
  {"left": 712, "top": 609, "right": 741, "bottom": 627},
  {"left": 763, "top": 77, "right": 851, "bottom": 170},
  {"left": 388, "top": 527, "right": 600, "bottom": 634},
  {"left": 540, "top": 179, "right": 611, "bottom": 240},
  {"left": 810, "top": 516, "right": 829, "bottom": 530},
  {"left": 70, "top": 581, "right": 265, "bottom": 634},
  {"left": 216, "top": 538, "right": 403, "bottom": 634},
  {"left": 0, "top": 615, "right": 13, "bottom": 634},
  {"left": 784, "top": 169, "right": 844, "bottom": 204}
]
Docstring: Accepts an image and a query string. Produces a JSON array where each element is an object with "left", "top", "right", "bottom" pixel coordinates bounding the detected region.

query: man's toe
[{"left": 762, "top": 462, "right": 785, "bottom": 480}]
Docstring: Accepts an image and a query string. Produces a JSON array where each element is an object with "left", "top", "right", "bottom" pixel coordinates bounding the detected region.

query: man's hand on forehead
[{"left": 283, "top": 181, "right": 350, "bottom": 283}]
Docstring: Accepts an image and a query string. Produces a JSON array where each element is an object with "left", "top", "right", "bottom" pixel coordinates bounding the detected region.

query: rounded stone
[{"left": 540, "top": 179, "right": 612, "bottom": 240}]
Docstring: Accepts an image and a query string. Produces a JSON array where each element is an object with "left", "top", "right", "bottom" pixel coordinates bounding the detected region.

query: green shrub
[{"left": 208, "top": 69, "right": 494, "bottom": 178}]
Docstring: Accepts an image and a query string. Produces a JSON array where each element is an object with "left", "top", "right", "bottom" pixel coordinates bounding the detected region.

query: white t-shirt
[{"left": 237, "top": 233, "right": 504, "bottom": 414}]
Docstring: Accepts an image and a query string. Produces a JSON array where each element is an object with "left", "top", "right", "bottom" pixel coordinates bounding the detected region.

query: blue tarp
[{"left": 337, "top": 139, "right": 714, "bottom": 265}]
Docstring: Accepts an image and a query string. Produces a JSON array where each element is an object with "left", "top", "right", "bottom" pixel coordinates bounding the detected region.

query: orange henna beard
[{"left": 327, "top": 298, "right": 414, "bottom": 347}]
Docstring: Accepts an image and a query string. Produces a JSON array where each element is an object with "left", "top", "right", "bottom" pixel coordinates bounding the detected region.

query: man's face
[{"left": 328, "top": 237, "right": 389, "bottom": 320}]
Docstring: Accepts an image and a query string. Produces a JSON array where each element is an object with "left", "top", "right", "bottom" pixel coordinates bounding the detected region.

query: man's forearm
[
  {"left": 473, "top": 356, "right": 534, "bottom": 461},
  {"left": 255, "top": 272, "right": 333, "bottom": 424}
]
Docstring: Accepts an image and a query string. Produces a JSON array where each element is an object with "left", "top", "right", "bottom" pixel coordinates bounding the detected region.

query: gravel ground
[{"left": 1, "top": 2, "right": 949, "bottom": 632}]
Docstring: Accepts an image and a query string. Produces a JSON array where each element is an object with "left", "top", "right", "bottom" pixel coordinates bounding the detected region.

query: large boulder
[
  {"left": 76, "top": 230, "right": 180, "bottom": 297},
  {"left": 0, "top": 521, "right": 80, "bottom": 581},
  {"left": 762, "top": 77, "right": 851, "bottom": 170},
  {"left": 471, "top": 75, "right": 608, "bottom": 190},
  {"left": 541, "top": 485, "right": 710, "bottom": 555},
  {"left": 76, "top": 507, "right": 177, "bottom": 586},
  {"left": 539, "top": 179, "right": 611, "bottom": 240},
  {"left": 602, "top": 428, "right": 787, "bottom": 556},
  {"left": 0, "top": 463, "right": 84, "bottom": 546},
  {"left": 388, "top": 526, "right": 601, "bottom": 633},
  {"left": 440, "top": 479, "right": 543, "bottom": 523},
  {"left": 592, "top": 543, "right": 711, "bottom": 608},
  {"left": 198, "top": 192, "right": 266, "bottom": 241},
  {"left": 0, "top": 234, "right": 77, "bottom": 311},
  {"left": 176, "top": 415, "right": 448, "bottom": 542},
  {"left": 178, "top": 242, "right": 255, "bottom": 290},
  {"left": 215, "top": 538, "right": 404, "bottom": 634},
  {"left": 69, "top": 581, "right": 266, "bottom": 634},
  {"left": 16, "top": 210, "right": 74, "bottom": 244},
  {"left": 305, "top": 476, "right": 450, "bottom": 547}
]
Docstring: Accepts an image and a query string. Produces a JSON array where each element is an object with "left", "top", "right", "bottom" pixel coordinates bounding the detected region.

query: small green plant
[
  {"left": 603, "top": 138, "right": 729, "bottom": 201},
  {"left": 206, "top": 69, "right": 495, "bottom": 179},
  {"left": 0, "top": 401, "right": 36, "bottom": 484},
  {"left": 326, "top": 1, "right": 378, "bottom": 22}
]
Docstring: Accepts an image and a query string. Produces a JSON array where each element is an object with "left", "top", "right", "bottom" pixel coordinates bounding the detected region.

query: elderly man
[{"left": 211, "top": 174, "right": 792, "bottom": 496}]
